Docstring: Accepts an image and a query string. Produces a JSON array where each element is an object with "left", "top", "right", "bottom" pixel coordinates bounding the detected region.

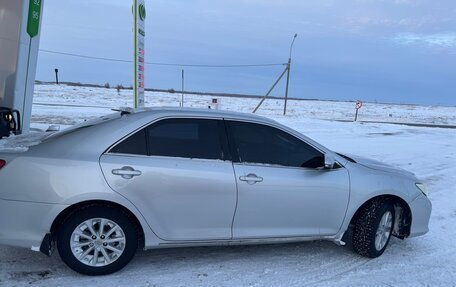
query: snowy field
[
  {"left": 1, "top": 84, "right": 456, "bottom": 286},
  {"left": 30, "top": 84, "right": 456, "bottom": 126}
]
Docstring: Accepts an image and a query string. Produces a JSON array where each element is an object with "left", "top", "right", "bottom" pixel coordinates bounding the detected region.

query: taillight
[{"left": 0, "top": 160, "right": 6, "bottom": 169}]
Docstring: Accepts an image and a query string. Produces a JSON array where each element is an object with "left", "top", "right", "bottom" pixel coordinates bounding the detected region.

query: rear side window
[
  {"left": 227, "top": 121, "right": 324, "bottom": 168},
  {"left": 147, "top": 119, "right": 223, "bottom": 160},
  {"left": 110, "top": 118, "right": 225, "bottom": 160},
  {"left": 110, "top": 129, "right": 147, "bottom": 155}
]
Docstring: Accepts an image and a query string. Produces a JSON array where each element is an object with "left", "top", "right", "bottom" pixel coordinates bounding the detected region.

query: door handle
[
  {"left": 112, "top": 166, "right": 142, "bottom": 179},
  {"left": 239, "top": 173, "right": 263, "bottom": 184}
]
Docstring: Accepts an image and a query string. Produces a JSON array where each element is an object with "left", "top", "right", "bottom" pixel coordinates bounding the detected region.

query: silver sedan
[{"left": 0, "top": 108, "right": 431, "bottom": 275}]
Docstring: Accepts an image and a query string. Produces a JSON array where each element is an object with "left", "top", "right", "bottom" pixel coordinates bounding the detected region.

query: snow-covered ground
[
  {"left": 31, "top": 84, "right": 456, "bottom": 126},
  {"left": 1, "top": 84, "right": 455, "bottom": 286}
]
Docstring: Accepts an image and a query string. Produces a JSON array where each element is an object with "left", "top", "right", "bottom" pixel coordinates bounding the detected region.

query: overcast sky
[{"left": 36, "top": 0, "right": 456, "bottom": 105}]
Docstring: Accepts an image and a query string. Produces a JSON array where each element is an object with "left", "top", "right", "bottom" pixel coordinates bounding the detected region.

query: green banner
[{"left": 27, "top": 0, "right": 42, "bottom": 38}]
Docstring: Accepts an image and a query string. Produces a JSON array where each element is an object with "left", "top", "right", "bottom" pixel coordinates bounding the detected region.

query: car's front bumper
[
  {"left": 408, "top": 193, "right": 432, "bottom": 237},
  {"left": 0, "top": 198, "right": 67, "bottom": 251}
]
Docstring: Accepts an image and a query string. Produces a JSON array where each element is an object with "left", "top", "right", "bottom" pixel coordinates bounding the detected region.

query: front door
[
  {"left": 226, "top": 120, "right": 350, "bottom": 238},
  {"left": 100, "top": 118, "right": 237, "bottom": 241}
]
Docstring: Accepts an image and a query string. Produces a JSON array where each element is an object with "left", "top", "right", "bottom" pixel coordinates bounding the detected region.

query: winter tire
[{"left": 352, "top": 199, "right": 395, "bottom": 258}]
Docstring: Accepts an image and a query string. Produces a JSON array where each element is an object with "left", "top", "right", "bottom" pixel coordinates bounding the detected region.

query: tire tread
[{"left": 352, "top": 198, "right": 394, "bottom": 258}]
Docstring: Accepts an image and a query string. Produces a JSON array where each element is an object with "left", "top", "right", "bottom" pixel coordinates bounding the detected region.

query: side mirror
[{"left": 324, "top": 154, "right": 336, "bottom": 169}]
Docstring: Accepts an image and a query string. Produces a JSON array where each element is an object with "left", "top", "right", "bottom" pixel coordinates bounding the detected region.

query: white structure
[
  {"left": 0, "top": 0, "right": 43, "bottom": 133},
  {"left": 210, "top": 98, "right": 221, "bottom": 110},
  {"left": 1, "top": 0, "right": 145, "bottom": 131}
]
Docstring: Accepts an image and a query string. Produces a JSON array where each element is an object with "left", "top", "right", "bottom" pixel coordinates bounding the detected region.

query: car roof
[
  {"left": 26, "top": 108, "right": 283, "bottom": 159},
  {"left": 122, "top": 107, "right": 278, "bottom": 124}
]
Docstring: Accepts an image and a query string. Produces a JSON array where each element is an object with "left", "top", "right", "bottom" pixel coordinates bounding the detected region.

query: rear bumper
[
  {"left": 0, "top": 198, "right": 66, "bottom": 251},
  {"left": 408, "top": 193, "right": 432, "bottom": 237}
]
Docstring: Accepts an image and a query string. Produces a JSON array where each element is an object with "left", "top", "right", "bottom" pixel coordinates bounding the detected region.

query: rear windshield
[{"left": 44, "top": 113, "right": 121, "bottom": 141}]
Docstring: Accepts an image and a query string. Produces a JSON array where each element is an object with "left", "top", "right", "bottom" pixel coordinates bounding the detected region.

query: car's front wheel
[
  {"left": 57, "top": 205, "right": 138, "bottom": 275},
  {"left": 352, "top": 199, "right": 395, "bottom": 258}
]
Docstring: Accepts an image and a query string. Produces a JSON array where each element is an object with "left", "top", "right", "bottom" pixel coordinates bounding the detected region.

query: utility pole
[
  {"left": 181, "top": 69, "right": 185, "bottom": 107},
  {"left": 253, "top": 33, "right": 298, "bottom": 114},
  {"left": 54, "top": 68, "right": 59, "bottom": 84},
  {"left": 253, "top": 67, "right": 288, "bottom": 113},
  {"left": 283, "top": 33, "right": 297, "bottom": 116}
]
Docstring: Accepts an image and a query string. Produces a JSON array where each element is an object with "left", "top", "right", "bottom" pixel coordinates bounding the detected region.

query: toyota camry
[{"left": 0, "top": 108, "right": 432, "bottom": 275}]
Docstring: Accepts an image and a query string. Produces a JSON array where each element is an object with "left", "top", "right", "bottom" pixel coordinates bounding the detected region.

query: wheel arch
[
  {"left": 348, "top": 194, "right": 412, "bottom": 239},
  {"left": 50, "top": 200, "right": 146, "bottom": 249}
]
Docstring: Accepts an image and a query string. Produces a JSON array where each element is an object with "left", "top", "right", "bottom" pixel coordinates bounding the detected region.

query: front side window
[{"left": 227, "top": 121, "right": 324, "bottom": 168}]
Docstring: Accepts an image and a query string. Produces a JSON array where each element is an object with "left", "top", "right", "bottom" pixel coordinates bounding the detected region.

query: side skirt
[{"left": 145, "top": 235, "right": 336, "bottom": 250}]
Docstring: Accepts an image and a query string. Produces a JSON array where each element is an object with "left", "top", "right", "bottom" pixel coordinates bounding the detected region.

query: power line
[
  {"left": 40, "top": 49, "right": 131, "bottom": 63},
  {"left": 39, "top": 49, "right": 287, "bottom": 68},
  {"left": 148, "top": 62, "right": 287, "bottom": 68}
]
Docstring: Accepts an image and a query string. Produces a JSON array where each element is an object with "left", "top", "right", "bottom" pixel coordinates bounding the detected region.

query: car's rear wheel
[
  {"left": 352, "top": 199, "right": 395, "bottom": 258},
  {"left": 57, "top": 205, "right": 138, "bottom": 275}
]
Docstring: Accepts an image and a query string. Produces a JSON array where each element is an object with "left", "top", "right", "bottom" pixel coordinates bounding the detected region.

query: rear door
[
  {"left": 100, "top": 118, "right": 237, "bottom": 241},
  {"left": 226, "top": 120, "right": 350, "bottom": 238}
]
